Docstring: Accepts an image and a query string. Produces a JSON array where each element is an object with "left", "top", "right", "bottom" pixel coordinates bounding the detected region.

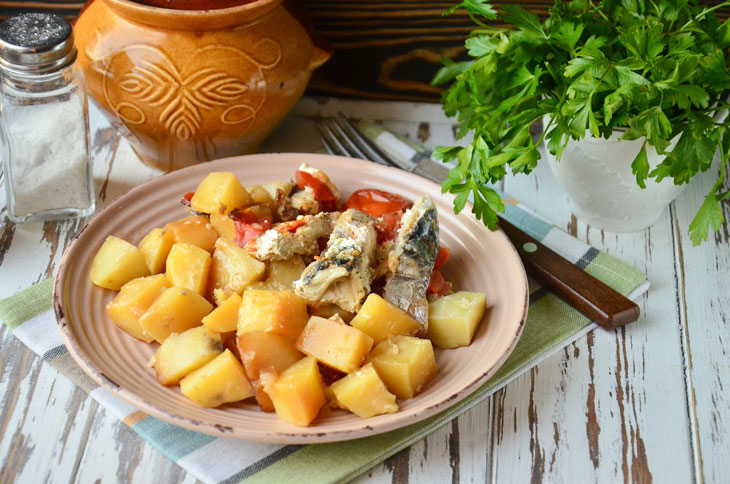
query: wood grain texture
[{"left": 671, "top": 163, "right": 730, "bottom": 484}]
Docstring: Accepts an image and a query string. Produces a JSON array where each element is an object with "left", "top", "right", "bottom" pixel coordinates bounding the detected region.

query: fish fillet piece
[
  {"left": 247, "top": 212, "right": 339, "bottom": 261},
  {"left": 384, "top": 195, "right": 438, "bottom": 333},
  {"left": 294, "top": 209, "right": 377, "bottom": 313}
]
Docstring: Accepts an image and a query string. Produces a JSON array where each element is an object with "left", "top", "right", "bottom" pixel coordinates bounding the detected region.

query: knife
[{"left": 353, "top": 120, "right": 640, "bottom": 330}]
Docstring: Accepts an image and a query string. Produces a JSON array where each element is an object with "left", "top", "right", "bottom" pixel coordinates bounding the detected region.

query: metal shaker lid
[{"left": 0, "top": 13, "right": 76, "bottom": 75}]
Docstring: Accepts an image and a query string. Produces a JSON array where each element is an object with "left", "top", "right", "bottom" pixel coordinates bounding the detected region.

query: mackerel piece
[
  {"left": 294, "top": 209, "right": 377, "bottom": 313},
  {"left": 247, "top": 212, "right": 339, "bottom": 261},
  {"left": 384, "top": 195, "right": 438, "bottom": 333}
]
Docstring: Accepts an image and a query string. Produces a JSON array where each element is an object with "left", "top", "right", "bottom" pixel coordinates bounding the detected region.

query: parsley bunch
[{"left": 433, "top": 0, "right": 730, "bottom": 244}]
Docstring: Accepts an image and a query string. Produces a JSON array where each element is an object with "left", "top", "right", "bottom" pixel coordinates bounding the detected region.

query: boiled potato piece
[
  {"left": 350, "top": 293, "right": 421, "bottom": 343},
  {"left": 367, "top": 335, "right": 437, "bottom": 400},
  {"left": 166, "top": 243, "right": 211, "bottom": 296},
  {"left": 201, "top": 293, "right": 241, "bottom": 333},
  {"left": 237, "top": 289, "right": 309, "bottom": 341},
  {"left": 151, "top": 326, "right": 223, "bottom": 385},
  {"left": 265, "top": 356, "right": 326, "bottom": 426},
  {"left": 105, "top": 274, "right": 168, "bottom": 342},
  {"left": 137, "top": 228, "right": 174, "bottom": 274},
  {"left": 428, "top": 291, "right": 487, "bottom": 349},
  {"left": 237, "top": 331, "right": 304, "bottom": 411},
  {"left": 90, "top": 236, "right": 150, "bottom": 290},
  {"left": 310, "top": 303, "right": 355, "bottom": 323},
  {"left": 138, "top": 286, "right": 213, "bottom": 343},
  {"left": 295, "top": 315, "right": 374, "bottom": 373},
  {"left": 209, "top": 211, "right": 236, "bottom": 241},
  {"left": 248, "top": 184, "right": 275, "bottom": 211},
  {"left": 263, "top": 256, "right": 306, "bottom": 291},
  {"left": 180, "top": 349, "right": 254, "bottom": 408},
  {"left": 220, "top": 330, "right": 241, "bottom": 360},
  {"left": 329, "top": 363, "right": 398, "bottom": 418},
  {"left": 165, "top": 215, "right": 218, "bottom": 253},
  {"left": 190, "top": 172, "right": 253, "bottom": 214},
  {"left": 208, "top": 237, "right": 265, "bottom": 298}
]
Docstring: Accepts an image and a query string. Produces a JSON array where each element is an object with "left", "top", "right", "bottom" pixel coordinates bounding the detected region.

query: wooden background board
[{"left": 1, "top": 0, "right": 728, "bottom": 102}]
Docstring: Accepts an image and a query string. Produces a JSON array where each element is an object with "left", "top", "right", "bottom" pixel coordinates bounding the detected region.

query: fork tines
[{"left": 316, "top": 114, "right": 400, "bottom": 168}]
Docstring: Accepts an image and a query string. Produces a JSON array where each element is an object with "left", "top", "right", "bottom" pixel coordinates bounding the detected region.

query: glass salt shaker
[{"left": 0, "top": 13, "right": 95, "bottom": 223}]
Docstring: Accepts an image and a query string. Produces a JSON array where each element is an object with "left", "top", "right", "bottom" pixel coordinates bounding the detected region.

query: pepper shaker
[{"left": 0, "top": 13, "right": 95, "bottom": 223}]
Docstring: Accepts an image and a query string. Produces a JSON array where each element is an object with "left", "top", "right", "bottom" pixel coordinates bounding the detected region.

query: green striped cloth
[{"left": 0, "top": 202, "right": 648, "bottom": 484}]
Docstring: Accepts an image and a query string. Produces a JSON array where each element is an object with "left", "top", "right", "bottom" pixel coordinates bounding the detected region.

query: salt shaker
[{"left": 0, "top": 13, "right": 95, "bottom": 223}]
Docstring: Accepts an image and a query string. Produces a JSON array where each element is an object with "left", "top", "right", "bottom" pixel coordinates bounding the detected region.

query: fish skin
[{"left": 384, "top": 195, "right": 438, "bottom": 333}]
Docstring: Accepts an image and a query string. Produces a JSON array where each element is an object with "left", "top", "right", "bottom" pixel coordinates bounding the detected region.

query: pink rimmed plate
[{"left": 54, "top": 153, "right": 528, "bottom": 443}]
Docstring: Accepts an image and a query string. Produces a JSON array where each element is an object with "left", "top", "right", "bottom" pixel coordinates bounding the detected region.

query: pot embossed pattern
[{"left": 75, "top": 0, "right": 330, "bottom": 171}]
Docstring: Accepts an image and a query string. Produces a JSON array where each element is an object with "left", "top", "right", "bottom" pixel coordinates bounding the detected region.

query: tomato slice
[
  {"left": 434, "top": 247, "right": 450, "bottom": 271},
  {"left": 427, "top": 270, "right": 451, "bottom": 296},
  {"left": 230, "top": 208, "right": 272, "bottom": 248},
  {"left": 181, "top": 191, "right": 194, "bottom": 208},
  {"left": 295, "top": 170, "right": 338, "bottom": 211},
  {"left": 343, "top": 189, "right": 412, "bottom": 218},
  {"left": 377, "top": 210, "right": 403, "bottom": 244}
]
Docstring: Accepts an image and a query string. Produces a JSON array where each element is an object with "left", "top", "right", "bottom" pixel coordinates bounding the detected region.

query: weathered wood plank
[
  {"left": 0, "top": 324, "right": 98, "bottom": 484},
  {"left": 489, "top": 158, "right": 695, "bottom": 483},
  {"left": 671, "top": 162, "right": 730, "bottom": 484}
]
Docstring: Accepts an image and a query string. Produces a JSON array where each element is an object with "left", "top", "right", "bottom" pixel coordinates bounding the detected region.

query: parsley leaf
[{"left": 437, "top": 0, "right": 730, "bottom": 243}]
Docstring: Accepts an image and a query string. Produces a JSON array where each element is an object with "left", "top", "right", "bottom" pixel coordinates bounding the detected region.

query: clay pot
[{"left": 74, "top": 0, "right": 331, "bottom": 171}]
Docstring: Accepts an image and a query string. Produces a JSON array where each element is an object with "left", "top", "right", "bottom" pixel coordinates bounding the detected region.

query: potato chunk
[
  {"left": 137, "top": 228, "right": 174, "bottom": 274},
  {"left": 151, "top": 326, "right": 223, "bottom": 385},
  {"left": 138, "top": 287, "right": 213, "bottom": 343},
  {"left": 201, "top": 293, "right": 241, "bottom": 333},
  {"left": 209, "top": 237, "right": 265, "bottom": 298},
  {"left": 165, "top": 215, "right": 218, "bottom": 253},
  {"left": 367, "top": 335, "right": 437, "bottom": 400},
  {"left": 265, "top": 356, "right": 326, "bottom": 426},
  {"left": 237, "top": 331, "right": 304, "bottom": 411},
  {"left": 328, "top": 363, "right": 398, "bottom": 418},
  {"left": 209, "top": 212, "right": 236, "bottom": 241},
  {"left": 180, "top": 349, "right": 254, "bottom": 408},
  {"left": 237, "top": 289, "right": 309, "bottom": 341},
  {"left": 350, "top": 293, "right": 421, "bottom": 343},
  {"left": 295, "top": 315, "right": 374, "bottom": 373},
  {"left": 428, "top": 291, "right": 487, "bottom": 349},
  {"left": 165, "top": 243, "right": 211, "bottom": 296},
  {"left": 105, "top": 274, "right": 168, "bottom": 342},
  {"left": 90, "top": 236, "right": 150, "bottom": 290},
  {"left": 190, "top": 172, "right": 253, "bottom": 215},
  {"left": 263, "top": 256, "right": 306, "bottom": 291}
]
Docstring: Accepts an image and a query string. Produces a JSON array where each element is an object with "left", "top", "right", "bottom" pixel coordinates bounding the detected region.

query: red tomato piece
[
  {"left": 434, "top": 247, "right": 450, "bottom": 271},
  {"left": 277, "top": 218, "right": 307, "bottom": 233},
  {"left": 295, "top": 170, "right": 338, "bottom": 211},
  {"left": 181, "top": 191, "right": 194, "bottom": 208},
  {"left": 427, "top": 270, "right": 451, "bottom": 296},
  {"left": 377, "top": 210, "right": 404, "bottom": 244},
  {"left": 230, "top": 208, "right": 272, "bottom": 248},
  {"left": 343, "top": 189, "right": 412, "bottom": 218}
]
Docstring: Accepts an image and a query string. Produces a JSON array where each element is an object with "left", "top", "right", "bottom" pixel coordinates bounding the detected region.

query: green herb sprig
[{"left": 433, "top": 0, "right": 730, "bottom": 244}]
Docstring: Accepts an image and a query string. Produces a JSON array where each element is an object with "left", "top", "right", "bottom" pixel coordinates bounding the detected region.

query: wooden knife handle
[{"left": 498, "top": 218, "right": 640, "bottom": 329}]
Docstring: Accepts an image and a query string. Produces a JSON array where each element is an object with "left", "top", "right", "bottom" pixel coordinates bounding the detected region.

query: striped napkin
[{"left": 0, "top": 132, "right": 649, "bottom": 484}]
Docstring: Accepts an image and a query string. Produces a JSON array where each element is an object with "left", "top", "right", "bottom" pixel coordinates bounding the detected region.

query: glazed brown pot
[{"left": 74, "top": 0, "right": 331, "bottom": 171}]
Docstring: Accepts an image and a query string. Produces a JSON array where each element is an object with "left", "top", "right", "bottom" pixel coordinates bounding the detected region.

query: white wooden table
[{"left": 1, "top": 97, "right": 728, "bottom": 484}]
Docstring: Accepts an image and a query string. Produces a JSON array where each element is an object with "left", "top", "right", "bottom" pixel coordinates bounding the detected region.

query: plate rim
[{"left": 53, "top": 153, "right": 529, "bottom": 443}]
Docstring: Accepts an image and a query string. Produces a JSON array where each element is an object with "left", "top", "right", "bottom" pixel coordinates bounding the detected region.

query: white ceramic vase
[{"left": 542, "top": 118, "right": 684, "bottom": 232}]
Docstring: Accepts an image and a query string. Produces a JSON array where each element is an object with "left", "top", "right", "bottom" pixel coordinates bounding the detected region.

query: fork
[{"left": 316, "top": 114, "right": 640, "bottom": 330}]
